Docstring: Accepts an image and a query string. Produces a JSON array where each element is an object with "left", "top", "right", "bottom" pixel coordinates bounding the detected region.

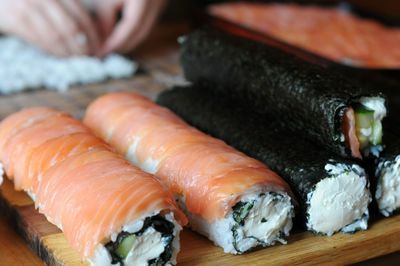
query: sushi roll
[
  {"left": 375, "top": 131, "right": 400, "bottom": 216},
  {"left": 373, "top": 92, "right": 400, "bottom": 217},
  {"left": 0, "top": 107, "right": 186, "bottom": 266},
  {"left": 180, "top": 28, "right": 387, "bottom": 159},
  {"left": 84, "top": 92, "right": 295, "bottom": 254},
  {"left": 158, "top": 85, "right": 372, "bottom": 236}
]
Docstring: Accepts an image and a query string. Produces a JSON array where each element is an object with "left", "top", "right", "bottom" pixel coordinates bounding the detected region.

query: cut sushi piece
[
  {"left": 177, "top": 191, "right": 293, "bottom": 253},
  {"left": 363, "top": 85, "right": 400, "bottom": 217},
  {"left": 157, "top": 85, "right": 372, "bottom": 235},
  {"left": 180, "top": 28, "right": 387, "bottom": 159},
  {"left": 322, "top": 68, "right": 400, "bottom": 217},
  {"left": 375, "top": 149, "right": 400, "bottom": 217},
  {"left": 89, "top": 213, "right": 182, "bottom": 266},
  {"left": 306, "top": 163, "right": 370, "bottom": 235},
  {"left": 373, "top": 117, "right": 400, "bottom": 217},
  {"left": 84, "top": 92, "right": 295, "bottom": 254},
  {"left": 117, "top": 214, "right": 179, "bottom": 266},
  {"left": 0, "top": 108, "right": 186, "bottom": 266}
]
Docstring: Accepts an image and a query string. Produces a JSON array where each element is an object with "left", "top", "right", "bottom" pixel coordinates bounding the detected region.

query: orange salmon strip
[
  {"left": 209, "top": 3, "right": 400, "bottom": 68},
  {"left": 0, "top": 108, "right": 186, "bottom": 260}
]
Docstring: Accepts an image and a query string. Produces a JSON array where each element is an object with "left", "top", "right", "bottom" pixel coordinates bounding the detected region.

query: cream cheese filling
[
  {"left": 306, "top": 163, "right": 370, "bottom": 235},
  {"left": 359, "top": 97, "right": 386, "bottom": 121},
  {"left": 376, "top": 156, "right": 400, "bottom": 216},
  {"left": 179, "top": 192, "right": 294, "bottom": 254},
  {"left": 123, "top": 227, "right": 166, "bottom": 266},
  {"left": 232, "top": 193, "right": 293, "bottom": 253},
  {"left": 89, "top": 213, "right": 180, "bottom": 266}
]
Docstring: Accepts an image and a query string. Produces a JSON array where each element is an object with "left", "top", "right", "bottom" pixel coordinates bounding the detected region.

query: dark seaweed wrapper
[
  {"left": 370, "top": 83, "right": 400, "bottom": 173},
  {"left": 157, "top": 85, "right": 359, "bottom": 227},
  {"left": 180, "top": 28, "right": 384, "bottom": 158},
  {"left": 372, "top": 129, "right": 400, "bottom": 216},
  {"left": 373, "top": 87, "right": 400, "bottom": 215}
]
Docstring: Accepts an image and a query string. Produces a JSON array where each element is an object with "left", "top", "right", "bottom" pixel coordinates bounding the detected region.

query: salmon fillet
[{"left": 209, "top": 3, "right": 400, "bottom": 68}]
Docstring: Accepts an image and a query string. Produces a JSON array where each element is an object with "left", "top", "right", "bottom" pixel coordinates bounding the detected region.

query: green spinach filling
[
  {"left": 105, "top": 215, "right": 174, "bottom": 266},
  {"left": 232, "top": 201, "right": 254, "bottom": 226}
]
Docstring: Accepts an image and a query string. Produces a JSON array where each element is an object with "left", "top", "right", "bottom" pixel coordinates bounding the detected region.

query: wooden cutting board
[
  {"left": 0, "top": 24, "right": 399, "bottom": 265},
  {"left": 1, "top": 177, "right": 400, "bottom": 266}
]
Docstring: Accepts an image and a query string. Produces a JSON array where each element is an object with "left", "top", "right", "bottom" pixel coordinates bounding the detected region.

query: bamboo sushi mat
[{"left": 0, "top": 24, "right": 400, "bottom": 265}]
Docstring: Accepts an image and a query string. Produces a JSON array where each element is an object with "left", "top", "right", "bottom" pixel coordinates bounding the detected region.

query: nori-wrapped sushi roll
[
  {"left": 180, "top": 28, "right": 387, "bottom": 159},
  {"left": 321, "top": 66, "right": 400, "bottom": 217},
  {"left": 373, "top": 88, "right": 400, "bottom": 216},
  {"left": 157, "top": 85, "right": 372, "bottom": 235},
  {"left": 375, "top": 130, "right": 400, "bottom": 216}
]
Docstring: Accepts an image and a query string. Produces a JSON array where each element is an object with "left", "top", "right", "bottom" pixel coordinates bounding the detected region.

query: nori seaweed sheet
[
  {"left": 321, "top": 65, "right": 400, "bottom": 217},
  {"left": 180, "top": 28, "right": 384, "bottom": 158},
  {"left": 157, "top": 85, "right": 363, "bottom": 228},
  {"left": 371, "top": 86, "right": 400, "bottom": 215},
  {"left": 372, "top": 119, "right": 400, "bottom": 216}
]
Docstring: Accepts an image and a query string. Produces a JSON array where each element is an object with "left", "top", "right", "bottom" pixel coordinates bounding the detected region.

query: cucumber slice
[
  {"left": 115, "top": 234, "right": 136, "bottom": 259},
  {"left": 354, "top": 103, "right": 383, "bottom": 150},
  {"left": 371, "top": 121, "right": 383, "bottom": 145},
  {"left": 355, "top": 104, "right": 374, "bottom": 114},
  {"left": 355, "top": 108, "right": 374, "bottom": 130},
  {"left": 355, "top": 106, "right": 374, "bottom": 149}
]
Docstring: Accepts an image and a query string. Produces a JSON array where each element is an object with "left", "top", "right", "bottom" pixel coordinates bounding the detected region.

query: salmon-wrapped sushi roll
[
  {"left": 84, "top": 92, "right": 295, "bottom": 254},
  {"left": 0, "top": 108, "right": 187, "bottom": 266}
]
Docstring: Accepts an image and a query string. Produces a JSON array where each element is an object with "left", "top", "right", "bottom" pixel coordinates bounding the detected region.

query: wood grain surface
[
  {"left": 0, "top": 23, "right": 399, "bottom": 266},
  {"left": 1, "top": 177, "right": 400, "bottom": 266}
]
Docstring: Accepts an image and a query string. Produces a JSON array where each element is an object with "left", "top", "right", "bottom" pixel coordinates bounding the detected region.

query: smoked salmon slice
[
  {"left": 209, "top": 2, "right": 400, "bottom": 68},
  {"left": 0, "top": 108, "right": 186, "bottom": 265}
]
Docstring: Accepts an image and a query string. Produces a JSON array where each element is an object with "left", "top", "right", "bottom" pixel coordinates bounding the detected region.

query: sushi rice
[
  {"left": 0, "top": 37, "right": 137, "bottom": 94},
  {"left": 90, "top": 212, "right": 182, "bottom": 266},
  {"left": 376, "top": 155, "right": 400, "bottom": 216},
  {"left": 177, "top": 191, "right": 294, "bottom": 254},
  {"left": 306, "top": 162, "right": 371, "bottom": 235}
]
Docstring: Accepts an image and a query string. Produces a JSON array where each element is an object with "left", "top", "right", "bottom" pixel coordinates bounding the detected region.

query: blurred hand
[
  {"left": 0, "top": 0, "right": 100, "bottom": 57},
  {"left": 93, "top": 0, "right": 168, "bottom": 55}
]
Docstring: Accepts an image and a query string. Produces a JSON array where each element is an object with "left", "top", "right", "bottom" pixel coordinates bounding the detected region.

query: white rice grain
[{"left": 0, "top": 37, "right": 137, "bottom": 94}]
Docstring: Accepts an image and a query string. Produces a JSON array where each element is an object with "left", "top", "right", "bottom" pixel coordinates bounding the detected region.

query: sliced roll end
[
  {"left": 89, "top": 212, "right": 182, "bottom": 266},
  {"left": 306, "top": 162, "right": 371, "bottom": 236},
  {"left": 179, "top": 191, "right": 294, "bottom": 254},
  {"left": 376, "top": 155, "right": 400, "bottom": 217}
]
